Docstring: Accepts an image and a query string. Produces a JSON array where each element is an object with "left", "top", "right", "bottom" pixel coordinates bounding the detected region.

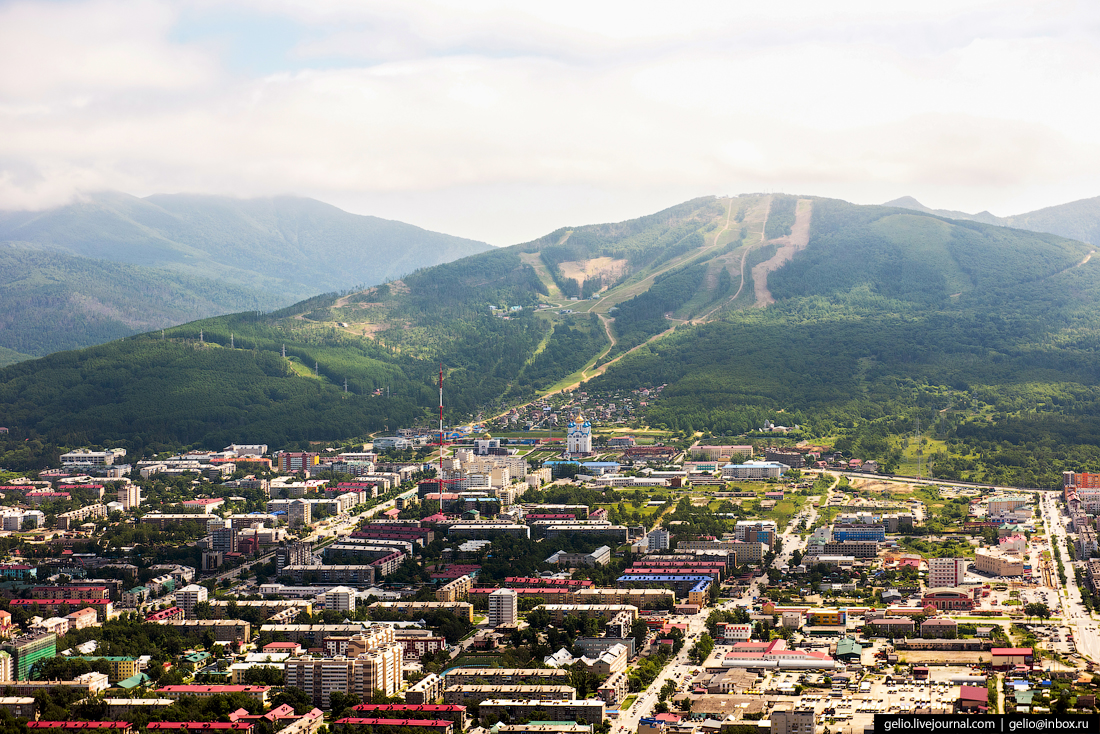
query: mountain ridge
[
  {"left": 0, "top": 192, "right": 493, "bottom": 358},
  {"left": 883, "top": 194, "right": 1100, "bottom": 243},
  {"left": 5, "top": 192, "right": 1100, "bottom": 486}
]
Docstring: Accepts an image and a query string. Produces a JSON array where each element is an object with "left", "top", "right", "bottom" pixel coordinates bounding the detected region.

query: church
[{"left": 566, "top": 414, "right": 593, "bottom": 456}]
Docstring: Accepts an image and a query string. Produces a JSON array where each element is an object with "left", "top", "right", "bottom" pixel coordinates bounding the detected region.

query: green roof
[
  {"left": 1015, "top": 691, "right": 1035, "bottom": 705},
  {"left": 117, "top": 672, "right": 151, "bottom": 689},
  {"left": 836, "top": 638, "right": 863, "bottom": 656}
]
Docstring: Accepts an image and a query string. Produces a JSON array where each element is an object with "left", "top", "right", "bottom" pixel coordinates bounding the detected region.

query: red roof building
[
  {"left": 147, "top": 725, "right": 253, "bottom": 732},
  {"left": 958, "top": 685, "right": 989, "bottom": 712},
  {"left": 334, "top": 719, "right": 453, "bottom": 734},
  {"left": 29, "top": 725, "right": 131, "bottom": 733},
  {"left": 157, "top": 685, "right": 270, "bottom": 705}
]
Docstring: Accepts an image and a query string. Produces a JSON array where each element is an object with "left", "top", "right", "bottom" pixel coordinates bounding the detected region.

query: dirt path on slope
[
  {"left": 694, "top": 196, "right": 772, "bottom": 323},
  {"left": 752, "top": 199, "right": 813, "bottom": 307}
]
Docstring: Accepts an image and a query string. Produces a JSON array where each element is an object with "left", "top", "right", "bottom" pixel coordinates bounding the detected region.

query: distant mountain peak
[{"left": 883, "top": 196, "right": 932, "bottom": 212}]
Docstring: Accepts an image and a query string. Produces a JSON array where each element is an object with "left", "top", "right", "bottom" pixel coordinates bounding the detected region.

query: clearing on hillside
[
  {"left": 558, "top": 257, "right": 629, "bottom": 289},
  {"left": 753, "top": 199, "right": 813, "bottom": 307}
]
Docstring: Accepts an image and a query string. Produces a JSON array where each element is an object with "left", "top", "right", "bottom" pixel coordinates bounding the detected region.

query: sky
[{"left": 3, "top": 0, "right": 1100, "bottom": 245}]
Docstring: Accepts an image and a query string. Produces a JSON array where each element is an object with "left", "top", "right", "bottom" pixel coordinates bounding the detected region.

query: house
[
  {"left": 958, "top": 685, "right": 988, "bottom": 713},
  {"left": 920, "top": 618, "right": 958, "bottom": 639}
]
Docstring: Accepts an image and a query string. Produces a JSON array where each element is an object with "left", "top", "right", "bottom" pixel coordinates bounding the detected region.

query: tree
[
  {"left": 1024, "top": 602, "right": 1051, "bottom": 622},
  {"left": 329, "top": 691, "right": 362, "bottom": 718},
  {"left": 271, "top": 687, "right": 314, "bottom": 714}
]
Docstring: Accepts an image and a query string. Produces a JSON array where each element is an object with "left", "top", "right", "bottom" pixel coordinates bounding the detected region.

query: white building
[
  {"left": 61, "top": 449, "right": 126, "bottom": 468},
  {"left": 928, "top": 557, "right": 969, "bottom": 588},
  {"left": 567, "top": 415, "right": 592, "bottom": 455},
  {"left": 176, "top": 584, "right": 209, "bottom": 620},
  {"left": 721, "top": 461, "right": 789, "bottom": 480},
  {"left": 324, "top": 586, "right": 357, "bottom": 612},
  {"left": 488, "top": 588, "right": 518, "bottom": 627}
]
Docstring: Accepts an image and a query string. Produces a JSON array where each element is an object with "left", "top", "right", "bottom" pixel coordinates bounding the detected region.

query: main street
[{"left": 1038, "top": 491, "right": 1100, "bottom": 664}]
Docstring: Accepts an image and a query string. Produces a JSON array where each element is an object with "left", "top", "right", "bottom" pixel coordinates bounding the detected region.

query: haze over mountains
[
  {"left": 7, "top": 191, "right": 1100, "bottom": 487},
  {"left": 0, "top": 192, "right": 491, "bottom": 361}
]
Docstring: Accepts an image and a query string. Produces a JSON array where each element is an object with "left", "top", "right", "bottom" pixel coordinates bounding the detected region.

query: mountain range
[
  {"left": 5, "top": 191, "right": 1100, "bottom": 486},
  {"left": 0, "top": 192, "right": 491, "bottom": 362},
  {"left": 884, "top": 194, "right": 1100, "bottom": 245}
]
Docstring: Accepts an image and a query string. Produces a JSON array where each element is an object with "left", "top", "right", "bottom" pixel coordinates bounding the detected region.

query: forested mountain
[
  {"left": 0, "top": 192, "right": 492, "bottom": 357},
  {"left": 885, "top": 194, "right": 1100, "bottom": 245},
  {"left": 0, "top": 246, "right": 284, "bottom": 356},
  {"left": 5, "top": 193, "right": 1100, "bottom": 486}
]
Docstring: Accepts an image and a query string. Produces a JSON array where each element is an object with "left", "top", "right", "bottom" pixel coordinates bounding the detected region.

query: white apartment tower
[
  {"left": 488, "top": 588, "right": 518, "bottom": 627},
  {"left": 118, "top": 484, "right": 141, "bottom": 510},
  {"left": 325, "top": 586, "right": 357, "bottom": 612},
  {"left": 176, "top": 584, "right": 209, "bottom": 619},
  {"left": 567, "top": 415, "right": 592, "bottom": 455},
  {"left": 928, "top": 557, "right": 969, "bottom": 588}
]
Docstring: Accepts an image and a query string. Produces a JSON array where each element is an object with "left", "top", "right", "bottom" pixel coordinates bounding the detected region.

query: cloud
[{"left": 1, "top": 0, "right": 1100, "bottom": 243}]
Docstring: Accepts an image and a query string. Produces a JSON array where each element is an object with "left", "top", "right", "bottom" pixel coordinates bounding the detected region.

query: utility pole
[{"left": 915, "top": 418, "right": 922, "bottom": 481}]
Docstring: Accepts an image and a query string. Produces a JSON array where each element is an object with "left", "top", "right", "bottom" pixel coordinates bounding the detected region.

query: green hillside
[
  {"left": 0, "top": 192, "right": 492, "bottom": 297},
  {"left": 0, "top": 192, "right": 492, "bottom": 356},
  {"left": 4, "top": 194, "right": 1100, "bottom": 485},
  {"left": 0, "top": 246, "right": 284, "bottom": 356}
]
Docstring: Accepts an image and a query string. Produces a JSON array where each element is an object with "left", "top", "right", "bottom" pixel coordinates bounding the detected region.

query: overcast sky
[{"left": 3, "top": 0, "right": 1100, "bottom": 245}]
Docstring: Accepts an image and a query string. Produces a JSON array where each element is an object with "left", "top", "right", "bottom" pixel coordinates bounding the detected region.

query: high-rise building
[
  {"left": 176, "top": 584, "right": 209, "bottom": 620},
  {"left": 276, "top": 541, "right": 314, "bottom": 573},
  {"left": 3, "top": 633, "right": 56, "bottom": 681},
  {"left": 0, "top": 650, "right": 11, "bottom": 683},
  {"left": 118, "top": 485, "right": 141, "bottom": 511},
  {"left": 488, "top": 588, "right": 518, "bottom": 627},
  {"left": 289, "top": 500, "right": 311, "bottom": 528},
  {"left": 928, "top": 557, "right": 969, "bottom": 588},
  {"left": 566, "top": 415, "right": 592, "bottom": 455},
  {"left": 211, "top": 527, "right": 239, "bottom": 555}
]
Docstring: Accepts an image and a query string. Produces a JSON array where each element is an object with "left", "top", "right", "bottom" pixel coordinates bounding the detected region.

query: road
[{"left": 1038, "top": 491, "right": 1100, "bottom": 665}]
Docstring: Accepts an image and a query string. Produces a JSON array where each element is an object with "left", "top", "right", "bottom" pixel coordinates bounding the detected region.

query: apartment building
[
  {"left": 770, "top": 707, "right": 817, "bottom": 734},
  {"left": 443, "top": 685, "right": 575, "bottom": 705},
  {"left": 369, "top": 602, "right": 474, "bottom": 623},
  {"left": 477, "top": 699, "right": 605, "bottom": 726},
  {"left": 435, "top": 575, "right": 472, "bottom": 603},
  {"left": 443, "top": 669, "right": 572, "bottom": 687},
  {"left": 285, "top": 645, "right": 403, "bottom": 707},
  {"left": 175, "top": 585, "right": 208, "bottom": 620},
  {"left": 928, "top": 558, "right": 969, "bottom": 588},
  {"left": 488, "top": 589, "right": 518, "bottom": 628}
]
